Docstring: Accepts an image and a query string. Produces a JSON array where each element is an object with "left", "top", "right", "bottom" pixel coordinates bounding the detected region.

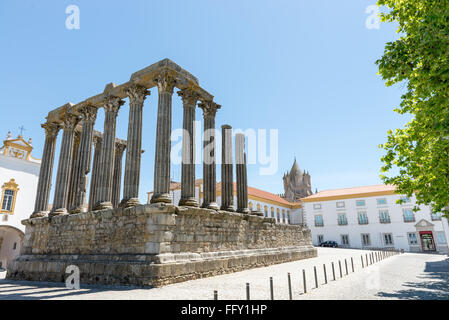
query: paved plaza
[{"left": 0, "top": 247, "right": 447, "bottom": 300}]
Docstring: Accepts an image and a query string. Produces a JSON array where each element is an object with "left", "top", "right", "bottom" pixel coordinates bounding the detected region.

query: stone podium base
[{"left": 7, "top": 204, "right": 317, "bottom": 287}]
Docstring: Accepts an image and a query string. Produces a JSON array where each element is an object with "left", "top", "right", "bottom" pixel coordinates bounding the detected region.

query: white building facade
[
  {"left": 302, "top": 185, "right": 449, "bottom": 254},
  {"left": 148, "top": 179, "right": 302, "bottom": 224},
  {"left": 0, "top": 133, "right": 40, "bottom": 268}
]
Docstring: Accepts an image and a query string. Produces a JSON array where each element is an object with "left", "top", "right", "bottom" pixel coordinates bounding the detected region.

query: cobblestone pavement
[{"left": 0, "top": 247, "right": 447, "bottom": 300}]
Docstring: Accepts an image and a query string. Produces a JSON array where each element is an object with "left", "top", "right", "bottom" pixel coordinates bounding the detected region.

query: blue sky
[{"left": 0, "top": 0, "right": 405, "bottom": 203}]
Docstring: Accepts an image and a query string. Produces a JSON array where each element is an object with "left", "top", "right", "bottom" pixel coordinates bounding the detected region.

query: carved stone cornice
[
  {"left": 155, "top": 70, "right": 176, "bottom": 94},
  {"left": 199, "top": 100, "right": 221, "bottom": 118},
  {"left": 126, "top": 84, "right": 150, "bottom": 107},
  {"left": 41, "top": 122, "right": 60, "bottom": 139},
  {"left": 178, "top": 88, "right": 200, "bottom": 107}
]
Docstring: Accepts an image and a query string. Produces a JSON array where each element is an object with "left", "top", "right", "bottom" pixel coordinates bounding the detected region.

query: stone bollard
[
  {"left": 303, "top": 269, "right": 307, "bottom": 294},
  {"left": 288, "top": 273, "right": 292, "bottom": 300},
  {"left": 332, "top": 262, "right": 336, "bottom": 280},
  {"left": 323, "top": 264, "right": 328, "bottom": 284}
]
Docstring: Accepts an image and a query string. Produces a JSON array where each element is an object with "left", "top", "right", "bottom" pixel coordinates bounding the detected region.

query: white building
[
  {"left": 147, "top": 179, "right": 302, "bottom": 224},
  {"left": 302, "top": 185, "right": 449, "bottom": 254},
  {"left": 0, "top": 132, "right": 40, "bottom": 268}
]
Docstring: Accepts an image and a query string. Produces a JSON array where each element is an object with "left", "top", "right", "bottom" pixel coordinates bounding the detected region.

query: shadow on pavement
[
  {"left": 0, "top": 278, "right": 148, "bottom": 300},
  {"left": 376, "top": 257, "right": 449, "bottom": 300}
]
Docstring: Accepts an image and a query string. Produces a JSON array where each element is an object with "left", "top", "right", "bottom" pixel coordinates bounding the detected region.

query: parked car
[{"left": 319, "top": 241, "right": 338, "bottom": 248}]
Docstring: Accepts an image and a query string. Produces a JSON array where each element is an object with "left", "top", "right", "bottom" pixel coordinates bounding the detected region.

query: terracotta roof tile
[{"left": 301, "top": 184, "right": 397, "bottom": 202}]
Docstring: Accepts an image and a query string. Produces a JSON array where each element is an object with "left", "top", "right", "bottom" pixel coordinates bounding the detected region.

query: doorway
[{"left": 419, "top": 231, "right": 436, "bottom": 252}]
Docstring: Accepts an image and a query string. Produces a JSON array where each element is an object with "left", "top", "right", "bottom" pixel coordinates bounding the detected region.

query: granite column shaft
[
  {"left": 121, "top": 85, "right": 149, "bottom": 207},
  {"left": 151, "top": 72, "right": 175, "bottom": 204},
  {"left": 221, "top": 124, "right": 234, "bottom": 211},
  {"left": 94, "top": 97, "right": 124, "bottom": 210},
  {"left": 178, "top": 89, "right": 199, "bottom": 207},
  {"left": 31, "top": 123, "right": 60, "bottom": 218},
  {"left": 236, "top": 133, "right": 249, "bottom": 214},
  {"left": 50, "top": 114, "right": 80, "bottom": 216}
]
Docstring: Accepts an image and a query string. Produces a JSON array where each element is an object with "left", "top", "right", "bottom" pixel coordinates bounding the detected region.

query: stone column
[
  {"left": 178, "top": 88, "right": 200, "bottom": 207},
  {"left": 31, "top": 122, "right": 60, "bottom": 218},
  {"left": 235, "top": 133, "right": 249, "bottom": 214},
  {"left": 70, "top": 105, "right": 98, "bottom": 213},
  {"left": 50, "top": 113, "right": 80, "bottom": 216},
  {"left": 151, "top": 71, "right": 176, "bottom": 204},
  {"left": 112, "top": 142, "right": 126, "bottom": 208},
  {"left": 88, "top": 134, "right": 102, "bottom": 211},
  {"left": 94, "top": 97, "right": 124, "bottom": 210},
  {"left": 199, "top": 101, "right": 221, "bottom": 210},
  {"left": 221, "top": 124, "right": 234, "bottom": 211},
  {"left": 120, "top": 85, "right": 150, "bottom": 208},
  {"left": 67, "top": 130, "right": 81, "bottom": 210}
]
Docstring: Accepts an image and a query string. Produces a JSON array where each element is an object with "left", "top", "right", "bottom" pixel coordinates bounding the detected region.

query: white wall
[
  {"left": 304, "top": 193, "right": 449, "bottom": 254},
  {"left": 0, "top": 154, "right": 40, "bottom": 232}
]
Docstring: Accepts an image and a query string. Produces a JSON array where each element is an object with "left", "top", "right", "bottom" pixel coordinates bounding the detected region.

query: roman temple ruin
[{"left": 6, "top": 59, "right": 316, "bottom": 287}]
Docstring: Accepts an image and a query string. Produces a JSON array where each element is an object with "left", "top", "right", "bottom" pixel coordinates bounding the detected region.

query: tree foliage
[{"left": 376, "top": 0, "right": 449, "bottom": 216}]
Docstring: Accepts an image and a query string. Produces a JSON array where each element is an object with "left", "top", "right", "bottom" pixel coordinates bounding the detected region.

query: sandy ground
[{"left": 0, "top": 247, "right": 447, "bottom": 300}]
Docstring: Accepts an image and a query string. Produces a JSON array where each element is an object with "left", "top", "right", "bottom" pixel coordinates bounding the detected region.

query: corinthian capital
[
  {"left": 178, "top": 88, "right": 200, "bottom": 107},
  {"left": 103, "top": 96, "right": 125, "bottom": 114},
  {"left": 199, "top": 100, "right": 221, "bottom": 118},
  {"left": 41, "top": 122, "right": 60, "bottom": 139},
  {"left": 126, "top": 84, "right": 150, "bottom": 107},
  {"left": 155, "top": 70, "right": 176, "bottom": 94},
  {"left": 115, "top": 142, "right": 127, "bottom": 156},
  {"left": 62, "top": 113, "right": 80, "bottom": 131},
  {"left": 93, "top": 135, "right": 103, "bottom": 148},
  {"left": 79, "top": 103, "right": 98, "bottom": 123}
]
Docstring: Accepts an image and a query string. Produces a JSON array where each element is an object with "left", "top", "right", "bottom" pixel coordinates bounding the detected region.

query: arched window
[
  {"left": 257, "top": 203, "right": 261, "bottom": 211},
  {"left": 249, "top": 202, "right": 253, "bottom": 211},
  {"left": 1, "top": 179, "right": 19, "bottom": 214},
  {"left": 270, "top": 207, "right": 275, "bottom": 219},
  {"left": 264, "top": 205, "right": 268, "bottom": 217}
]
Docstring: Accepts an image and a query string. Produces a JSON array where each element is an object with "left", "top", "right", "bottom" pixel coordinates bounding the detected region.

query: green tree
[{"left": 376, "top": 0, "right": 449, "bottom": 217}]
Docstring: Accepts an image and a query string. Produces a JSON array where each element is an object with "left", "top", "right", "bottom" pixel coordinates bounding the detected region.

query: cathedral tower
[{"left": 282, "top": 158, "right": 312, "bottom": 202}]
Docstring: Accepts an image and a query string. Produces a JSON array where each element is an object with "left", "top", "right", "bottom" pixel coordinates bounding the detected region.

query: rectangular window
[
  {"left": 318, "top": 235, "right": 324, "bottom": 244},
  {"left": 377, "top": 198, "right": 387, "bottom": 205},
  {"left": 436, "top": 232, "right": 447, "bottom": 245},
  {"left": 313, "top": 203, "right": 322, "bottom": 210},
  {"left": 358, "top": 212, "right": 368, "bottom": 225},
  {"left": 383, "top": 233, "right": 394, "bottom": 246},
  {"left": 431, "top": 212, "right": 442, "bottom": 221},
  {"left": 408, "top": 233, "right": 418, "bottom": 245},
  {"left": 336, "top": 201, "right": 345, "bottom": 208},
  {"left": 356, "top": 200, "right": 366, "bottom": 207},
  {"left": 341, "top": 234, "right": 349, "bottom": 246},
  {"left": 400, "top": 196, "right": 411, "bottom": 203},
  {"left": 403, "top": 209, "right": 415, "bottom": 222},
  {"left": 379, "top": 210, "right": 390, "bottom": 223},
  {"left": 337, "top": 214, "right": 348, "bottom": 225},
  {"left": 315, "top": 215, "right": 324, "bottom": 227},
  {"left": 361, "top": 233, "right": 371, "bottom": 246},
  {"left": 1, "top": 190, "right": 14, "bottom": 211}
]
